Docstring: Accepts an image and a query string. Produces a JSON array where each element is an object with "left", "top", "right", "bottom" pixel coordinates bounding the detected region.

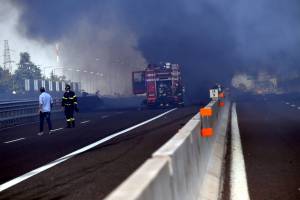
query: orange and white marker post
[
  {"left": 200, "top": 106, "right": 214, "bottom": 137},
  {"left": 199, "top": 86, "right": 226, "bottom": 137},
  {"left": 219, "top": 92, "right": 225, "bottom": 107},
  {"left": 199, "top": 99, "right": 220, "bottom": 137}
]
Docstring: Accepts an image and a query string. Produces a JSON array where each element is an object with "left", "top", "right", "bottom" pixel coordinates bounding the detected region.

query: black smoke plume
[{"left": 11, "top": 0, "right": 300, "bottom": 100}]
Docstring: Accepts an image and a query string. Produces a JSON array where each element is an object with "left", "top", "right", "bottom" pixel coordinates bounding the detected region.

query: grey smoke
[{"left": 10, "top": 0, "right": 300, "bottom": 99}]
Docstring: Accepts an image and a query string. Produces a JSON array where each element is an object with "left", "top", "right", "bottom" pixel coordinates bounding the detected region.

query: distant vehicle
[
  {"left": 132, "top": 62, "right": 184, "bottom": 108},
  {"left": 81, "top": 91, "right": 89, "bottom": 97}
]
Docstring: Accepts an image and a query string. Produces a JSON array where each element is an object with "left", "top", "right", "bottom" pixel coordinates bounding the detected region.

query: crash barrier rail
[
  {"left": 0, "top": 100, "right": 62, "bottom": 129},
  {"left": 105, "top": 99, "right": 231, "bottom": 200}
]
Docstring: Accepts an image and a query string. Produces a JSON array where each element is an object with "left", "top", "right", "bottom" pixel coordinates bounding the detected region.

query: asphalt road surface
[
  {"left": 0, "top": 106, "right": 197, "bottom": 200},
  {"left": 223, "top": 96, "right": 300, "bottom": 200}
]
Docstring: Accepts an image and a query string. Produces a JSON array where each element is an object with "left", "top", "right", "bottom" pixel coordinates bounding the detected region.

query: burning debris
[{"left": 232, "top": 72, "right": 278, "bottom": 94}]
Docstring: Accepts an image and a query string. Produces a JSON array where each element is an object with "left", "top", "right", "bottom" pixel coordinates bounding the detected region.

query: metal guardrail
[{"left": 0, "top": 99, "right": 62, "bottom": 129}]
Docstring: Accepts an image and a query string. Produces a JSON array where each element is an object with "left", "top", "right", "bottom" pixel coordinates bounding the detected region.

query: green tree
[
  {"left": 0, "top": 67, "right": 12, "bottom": 93},
  {"left": 13, "top": 52, "right": 42, "bottom": 92},
  {"left": 49, "top": 70, "right": 67, "bottom": 82}
]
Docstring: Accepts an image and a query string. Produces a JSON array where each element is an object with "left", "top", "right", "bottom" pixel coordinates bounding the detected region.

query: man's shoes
[{"left": 38, "top": 132, "right": 44, "bottom": 136}]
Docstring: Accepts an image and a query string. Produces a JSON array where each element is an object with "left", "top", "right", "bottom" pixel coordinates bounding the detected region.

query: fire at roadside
[{"left": 231, "top": 71, "right": 300, "bottom": 95}]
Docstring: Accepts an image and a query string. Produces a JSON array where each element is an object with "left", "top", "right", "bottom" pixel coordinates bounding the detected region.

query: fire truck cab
[{"left": 132, "top": 62, "right": 184, "bottom": 108}]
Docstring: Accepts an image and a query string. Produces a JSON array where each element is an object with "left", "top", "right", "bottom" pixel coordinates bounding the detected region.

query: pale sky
[{"left": 0, "top": 0, "right": 58, "bottom": 74}]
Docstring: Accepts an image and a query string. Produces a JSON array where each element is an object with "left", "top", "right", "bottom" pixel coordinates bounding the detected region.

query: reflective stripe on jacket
[{"left": 62, "top": 91, "right": 77, "bottom": 107}]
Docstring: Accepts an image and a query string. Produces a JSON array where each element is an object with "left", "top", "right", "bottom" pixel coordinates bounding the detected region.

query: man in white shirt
[{"left": 38, "top": 87, "right": 53, "bottom": 135}]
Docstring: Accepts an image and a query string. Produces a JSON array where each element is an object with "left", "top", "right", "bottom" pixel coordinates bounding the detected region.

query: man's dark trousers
[
  {"left": 64, "top": 106, "right": 75, "bottom": 127},
  {"left": 40, "top": 112, "right": 52, "bottom": 132}
]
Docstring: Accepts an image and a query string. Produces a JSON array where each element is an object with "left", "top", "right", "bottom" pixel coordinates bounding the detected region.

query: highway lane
[
  {"left": 0, "top": 111, "right": 123, "bottom": 143},
  {"left": 0, "top": 109, "right": 166, "bottom": 184},
  {"left": 229, "top": 96, "right": 300, "bottom": 200},
  {"left": 0, "top": 106, "right": 197, "bottom": 199}
]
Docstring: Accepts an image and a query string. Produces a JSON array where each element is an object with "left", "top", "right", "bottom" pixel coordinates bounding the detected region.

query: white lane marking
[
  {"left": 291, "top": 104, "right": 296, "bottom": 107},
  {"left": 0, "top": 108, "right": 177, "bottom": 192},
  {"left": 230, "top": 103, "right": 250, "bottom": 200},
  {"left": 286, "top": 102, "right": 290, "bottom": 105},
  {"left": 101, "top": 115, "right": 109, "bottom": 119},
  {"left": 298, "top": 107, "right": 300, "bottom": 110},
  {"left": 0, "top": 122, "right": 36, "bottom": 132},
  {"left": 4, "top": 138, "right": 26, "bottom": 144},
  {"left": 51, "top": 128, "right": 63, "bottom": 132},
  {"left": 80, "top": 120, "right": 90, "bottom": 124}
]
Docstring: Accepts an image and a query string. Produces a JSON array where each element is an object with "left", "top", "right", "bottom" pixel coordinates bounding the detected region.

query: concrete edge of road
[
  {"left": 104, "top": 101, "right": 231, "bottom": 200},
  {"left": 230, "top": 103, "right": 250, "bottom": 200}
]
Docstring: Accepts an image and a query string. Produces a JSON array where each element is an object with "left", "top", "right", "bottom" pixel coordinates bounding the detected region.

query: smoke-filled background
[{"left": 5, "top": 0, "right": 300, "bottom": 100}]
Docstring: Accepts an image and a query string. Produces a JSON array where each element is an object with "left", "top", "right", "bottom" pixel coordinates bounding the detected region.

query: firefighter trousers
[{"left": 64, "top": 106, "right": 75, "bottom": 128}]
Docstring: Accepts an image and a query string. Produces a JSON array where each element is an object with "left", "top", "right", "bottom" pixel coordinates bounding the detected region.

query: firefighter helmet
[{"left": 65, "top": 84, "right": 71, "bottom": 91}]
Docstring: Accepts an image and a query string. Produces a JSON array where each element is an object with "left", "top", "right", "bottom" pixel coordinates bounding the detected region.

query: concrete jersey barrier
[
  {"left": 103, "top": 157, "right": 173, "bottom": 200},
  {"left": 105, "top": 100, "right": 231, "bottom": 200}
]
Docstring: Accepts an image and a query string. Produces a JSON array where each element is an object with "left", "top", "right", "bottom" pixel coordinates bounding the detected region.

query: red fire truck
[{"left": 132, "top": 62, "right": 184, "bottom": 107}]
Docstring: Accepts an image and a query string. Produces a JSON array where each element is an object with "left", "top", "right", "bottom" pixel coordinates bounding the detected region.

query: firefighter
[
  {"left": 62, "top": 84, "right": 79, "bottom": 128},
  {"left": 213, "top": 83, "right": 223, "bottom": 93}
]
